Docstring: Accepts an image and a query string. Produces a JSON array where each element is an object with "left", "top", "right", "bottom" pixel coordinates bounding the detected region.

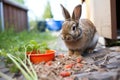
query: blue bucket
[{"left": 46, "top": 19, "right": 63, "bottom": 31}]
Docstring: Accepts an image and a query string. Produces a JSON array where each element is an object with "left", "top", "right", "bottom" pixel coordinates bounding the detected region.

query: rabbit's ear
[
  {"left": 60, "top": 4, "right": 70, "bottom": 19},
  {"left": 72, "top": 4, "right": 82, "bottom": 21}
]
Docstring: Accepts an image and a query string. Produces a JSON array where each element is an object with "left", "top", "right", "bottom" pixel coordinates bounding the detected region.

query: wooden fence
[{"left": 0, "top": 0, "right": 29, "bottom": 32}]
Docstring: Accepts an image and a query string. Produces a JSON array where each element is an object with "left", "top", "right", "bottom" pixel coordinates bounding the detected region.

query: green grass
[{"left": 0, "top": 29, "right": 56, "bottom": 50}]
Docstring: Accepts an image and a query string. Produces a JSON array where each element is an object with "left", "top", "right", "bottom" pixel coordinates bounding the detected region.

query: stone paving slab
[
  {"left": 74, "top": 71, "right": 118, "bottom": 80},
  {"left": 0, "top": 78, "right": 5, "bottom": 80},
  {"left": 73, "top": 47, "right": 120, "bottom": 80}
]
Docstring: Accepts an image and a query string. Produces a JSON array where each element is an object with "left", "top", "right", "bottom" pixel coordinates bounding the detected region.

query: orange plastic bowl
[{"left": 27, "top": 50, "right": 55, "bottom": 64}]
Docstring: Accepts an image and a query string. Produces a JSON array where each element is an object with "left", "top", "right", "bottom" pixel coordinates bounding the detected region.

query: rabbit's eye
[
  {"left": 72, "top": 24, "right": 76, "bottom": 31},
  {"left": 72, "top": 26, "right": 76, "bottom": 31}
]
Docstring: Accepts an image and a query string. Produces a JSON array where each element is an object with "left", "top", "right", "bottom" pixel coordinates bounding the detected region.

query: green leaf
[{"left": 7, "top": 54, "right": 38, "bottom": 80}]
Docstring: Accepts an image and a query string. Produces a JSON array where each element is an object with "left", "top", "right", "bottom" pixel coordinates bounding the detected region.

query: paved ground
[
  {"left": 0, "top": 33, "right": 120, "bottom": 80},
  {"left": 47, "top": 34, "right": 120, "bottom": 80},
  {"left": 75, "top": 47, "right": 120, "bottom": 80}
]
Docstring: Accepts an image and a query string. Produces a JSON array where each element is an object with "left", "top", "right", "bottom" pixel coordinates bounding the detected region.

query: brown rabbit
[{"left": 60, "top": 4, "right": 99, "bottom": 56}]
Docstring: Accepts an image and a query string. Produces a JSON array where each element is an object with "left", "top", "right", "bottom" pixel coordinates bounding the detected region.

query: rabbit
[{"left": 60, "top": 4, "right": 99, "bottom": 56}]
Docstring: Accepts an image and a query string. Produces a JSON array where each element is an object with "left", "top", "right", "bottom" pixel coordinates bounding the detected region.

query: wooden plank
[
  {"left": 110, "top": 0, "right": 117, "bottom": 39},
  {"left": 22, "top": 11, "right": 25, "bottom": 30},
  {"left": 12, "top": 7, "right": 16, "bottom": 29},
  {"left": 3, "top": 4, "right": 9, "bottom": 29},
  {"left": 85, "top": 0, "right": 117, "bottom": 39},
  {"left": 23, "top": 11, "right": 28, "bottom": 30},
  {"left": 9, "top": 5, "right": 13, "bottom": 28}
]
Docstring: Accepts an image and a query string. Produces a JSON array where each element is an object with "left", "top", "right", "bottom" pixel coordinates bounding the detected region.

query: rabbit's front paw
[{"left": 68, "top": 49, "right": 74, "bottom": 56}]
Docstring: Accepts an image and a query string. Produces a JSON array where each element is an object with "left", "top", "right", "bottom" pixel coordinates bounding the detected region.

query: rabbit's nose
[
  {"left": 60, "top": 34, "right": 72, "bottom": 41},
  {"left": 66, "top": 36, "right": 70, "bottom": 40},
  {"left": 65, "top": 35, "right": 72, "bottom": 41}
]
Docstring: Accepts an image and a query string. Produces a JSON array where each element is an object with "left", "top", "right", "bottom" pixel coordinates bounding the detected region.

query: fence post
[{"left": 0, "top": 1, "right": 4, "bottom": 32}]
